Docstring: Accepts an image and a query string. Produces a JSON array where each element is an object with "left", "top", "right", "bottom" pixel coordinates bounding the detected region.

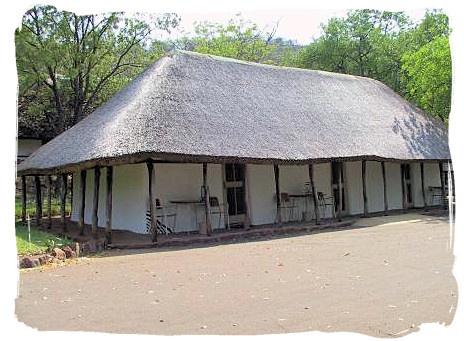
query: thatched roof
[{"left": 17, "top": 50, "right": 450, "bottom": 175}]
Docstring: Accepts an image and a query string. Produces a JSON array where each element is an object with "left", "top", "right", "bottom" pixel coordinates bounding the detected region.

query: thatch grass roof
[{"left": 17, "top": 50, "right": 450, "bottom": 175}]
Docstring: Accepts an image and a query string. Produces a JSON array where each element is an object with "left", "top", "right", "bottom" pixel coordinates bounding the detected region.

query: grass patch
[
  {"left": 15, "top": 222, "right": 73, "bottom": 256},
  {"left": 14, "top": 198, "right": 71, "bottom": 219}
]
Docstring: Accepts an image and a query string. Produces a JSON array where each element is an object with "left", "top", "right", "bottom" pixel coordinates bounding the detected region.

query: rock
[
  {"left": 20, "top": 256, "right": 39, "bottom": 268},
  {"left": 52, "top": 248, "right": 66, "bottom": 260},
  {"left": 38, "top": 254, "right": 53, "bottom": 265},
  {"left": 63, "top": 246, "right": 74, "bottom": 258}
]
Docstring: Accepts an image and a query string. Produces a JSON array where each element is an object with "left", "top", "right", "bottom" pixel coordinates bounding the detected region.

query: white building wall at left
[{"left": 71, "top": 163, "right": 225, "bottom": 234}]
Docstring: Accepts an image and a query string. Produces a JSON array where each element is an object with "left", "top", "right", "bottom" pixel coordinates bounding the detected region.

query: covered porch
[{"left": 18, "top": 157, "right": 453, "bottom": 249}]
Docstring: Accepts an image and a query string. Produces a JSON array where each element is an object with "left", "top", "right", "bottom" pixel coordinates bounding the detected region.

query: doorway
[{"left": 223, "top": 163, "right": 247, "bottom": 226}]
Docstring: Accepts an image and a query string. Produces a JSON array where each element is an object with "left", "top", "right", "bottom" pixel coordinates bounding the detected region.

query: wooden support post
[
  {"left": 400, "top": 164, "right": 407, "bottom": 211},
  {"left": 92, "top": 167, "right": 101, "bottom": 239},
  {"left": 60, "top": 173, "right": 67, "bottom": 232},
  {"left": 308, "top": 164, "right": 320, "bottom": 225},
  {"left": 78, "top": 170, "right": 87, "bottom": 235},
  {"left": 362, "top": 161, "right": 368, "bottom": 217},
  {"left": 34, "top": 175, "right": 42, "bottom": 227},
  {"left": 274, "top": 164, "right": 282, "bottom": 226},
  {"left": 420, "top": 163, "right": 428, "bottom": 211},
  {"left": 46, "top": 175, "right": 52, "bottom": 229},
  {"left": 105, "top": 166, "right": 113, "bottom": 244},
  {"left": 70, "top": 173, "right": 73, "bottom": 212},
  {"left": 381, "top": 162, "right": 388, "bottom": 215},
  {"left": 439, "top": 162, "right": 446, "bottom": 208},
  {"left": 21, "top": 175, "right": 27, "bottom": 224},
  {"left": 202, "top": 163, "right": 212, "bottom": 236},
  {"left": 337, "top": 163, "right": 343, "bottom": 222},
  {"left": 147, "top": 161, "right": 157, "bottom": 242}
]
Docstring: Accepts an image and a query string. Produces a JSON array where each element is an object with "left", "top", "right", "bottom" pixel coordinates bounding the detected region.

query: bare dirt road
[{"left": 15, "top": 213, "right": 458, "bottom": 337}]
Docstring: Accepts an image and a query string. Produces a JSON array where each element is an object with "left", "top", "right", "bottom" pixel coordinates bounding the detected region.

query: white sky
[{"left": 168, "top": 8, "right": 428, "bottom": 45}]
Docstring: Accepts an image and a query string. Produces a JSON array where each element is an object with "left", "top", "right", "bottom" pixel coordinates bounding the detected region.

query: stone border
[{"left": 18, "top": 238, "right": 107, "bottom": 269}]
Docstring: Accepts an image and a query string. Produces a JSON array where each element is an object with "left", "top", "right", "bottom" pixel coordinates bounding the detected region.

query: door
[
  {"left": 331, "top": 162, "right": 347, "bottom": 216},
  {"left": 223, "top": 163, "right": 247, "bottom": 226}
]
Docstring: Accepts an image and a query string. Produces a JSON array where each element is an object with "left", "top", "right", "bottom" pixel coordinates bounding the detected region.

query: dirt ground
[{"left": 15, "top": 213, "right": 458, "bottom": 337}]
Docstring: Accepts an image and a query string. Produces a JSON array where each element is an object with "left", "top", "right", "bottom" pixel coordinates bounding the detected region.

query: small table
[
  {"left": 289, "top": 193, "right": 314, "bottom": 221},
  {"left": 170, "top": 200, "right": 205, "bottom": 231}
]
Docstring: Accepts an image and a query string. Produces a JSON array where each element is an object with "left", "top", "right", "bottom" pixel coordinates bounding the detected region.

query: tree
[
  {"left": 191, "top": 14, "right": 278, "bottom": 63},
  {"left": 16, "top": 5, "right": 180, "bottom": 140},
  {"left": 284, "top": 9, "right": 451, "bottom": 122},
  {"left": 402, "top": 37, "right": 452, "bottom": 123}
]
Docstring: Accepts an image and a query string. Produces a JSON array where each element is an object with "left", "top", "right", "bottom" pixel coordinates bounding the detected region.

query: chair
[
  {"left": 145, "top": 199, "right": 177, "bottom": 235},
  {"left": 428, "top": 187, "right": 444, "bottom": 206},
  {"left": 208, "top": 197, "right": 229, "bottom": 230},
  {"left": 156, "top": 199, "right": 177, "bottom": 233},
  {"left": 317, "top": 192, "right": 335, "bottom": 220}
]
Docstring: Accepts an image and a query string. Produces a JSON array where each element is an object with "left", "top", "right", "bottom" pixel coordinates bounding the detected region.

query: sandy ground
[{"left": 15, "top": 213, "right": 458, "bottom": 337}]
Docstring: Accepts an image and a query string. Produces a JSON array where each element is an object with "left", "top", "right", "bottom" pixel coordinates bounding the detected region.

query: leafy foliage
[
  {"left": 16, "top": 7, "right": 452, "bottom": 142},
  {"left": 16, "top": 5, "right": 179, "bottom": 140},
  {"left": 402, "top": 37, "right": 451, "bottom": 122},
  {"left": 169, "top": 14, "right": 279, "bottom": 64},
  {"left": 284, "top": 9, "right": 451, "bottom": 122}
]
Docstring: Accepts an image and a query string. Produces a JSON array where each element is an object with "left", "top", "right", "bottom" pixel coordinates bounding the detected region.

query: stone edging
[{"left": 18, "top": 238, "right": 107, "bottom": 269}]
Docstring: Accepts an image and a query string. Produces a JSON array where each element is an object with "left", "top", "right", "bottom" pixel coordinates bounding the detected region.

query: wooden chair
[
  {"left": 209, "top": 196, "right": 229, "bottom": 230},
  {"left": 145, "top": 199, "right": 177, "bottom": 234},
  {"left": 317, "top": 192, "right": 335, "bottom": 220}
]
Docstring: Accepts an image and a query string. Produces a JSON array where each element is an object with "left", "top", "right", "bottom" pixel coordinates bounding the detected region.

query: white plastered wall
[
  {"left": 313, "top": 163, "right": 334, "bottom": 218},
  {"left": 72, "top": 163, "right": 149, "bottom": 234},
  {"left": 279, "top": 165, "right": 311, "bottom": 221},
  {"left": 345, "top": 161, "right": 363, "bottom": 215},
  {"left": 424, "top": 163, "right": 442, "bottom": 206},
  {"left": 154, "top": 163, "right": 224, "bottom": 232},
  {"left": 247, "top": 164, "right": 277, "bottom": 225},
  {"left": 71, "top": 163, "right": 225, "bottom": 234},
  {"left": 398, "top": 162, "right": 441, "bottom": 209},
  {"left": 365, "top": 161, "right": 385, "bottom": 213},
  {"left": 410, "top": 163, "right": 423, "bottom": 207},
  {"left": 385, "top": 162, "right": 403, "bottom": 210}
]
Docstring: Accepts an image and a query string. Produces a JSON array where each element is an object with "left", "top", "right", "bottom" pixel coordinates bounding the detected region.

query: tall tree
[
  {"left": 191, "top": 14, "right": 278, "bottom": 63},
  {"left": 284, "top": 9, "right": 451, "bottom": 122},
  {"left": 16, "top": 5, "right": 179, "bottom": 140},
  {"left": 402, "top": 37, "right": 451, "bottom": 123}
]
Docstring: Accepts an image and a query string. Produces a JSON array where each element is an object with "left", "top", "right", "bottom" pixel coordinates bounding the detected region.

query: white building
[{"left": 17, "top": 51, "right": 452, "bottom": 242}]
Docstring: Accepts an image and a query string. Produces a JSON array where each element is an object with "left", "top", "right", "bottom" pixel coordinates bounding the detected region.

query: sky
[
  {"left": 167, "top": 8, "right": 428, "bottom": 45},
  {"left": 2, "top": 1, "right": 464, "bottom": 341}
]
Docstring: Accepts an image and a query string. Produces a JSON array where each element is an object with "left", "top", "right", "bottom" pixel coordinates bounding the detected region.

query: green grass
[
  {"left": 15, "top": 197, "right": 71, "bottom": 219},
  {"left": 15, "top": 222, "right": 73, "bottom": 256}
]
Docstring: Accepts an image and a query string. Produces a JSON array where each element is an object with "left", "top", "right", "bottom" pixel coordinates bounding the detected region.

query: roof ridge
[{"left": 172, "top": 49, "right": 375, "bottom": 82}]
